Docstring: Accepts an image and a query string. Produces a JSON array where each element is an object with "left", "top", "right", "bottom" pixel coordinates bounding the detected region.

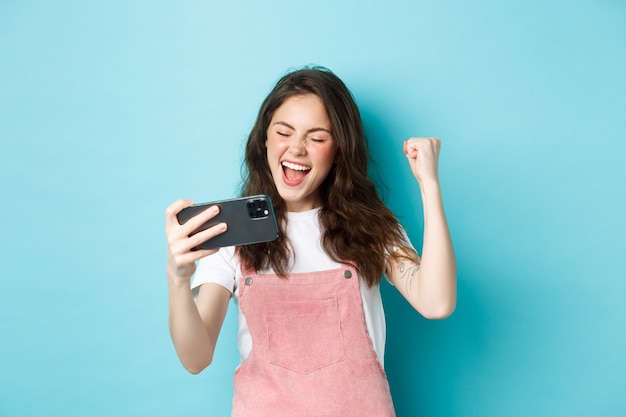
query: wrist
[
  {"left": 418, "top": 177, "right": 441, "bottom": 195},
  {"left": 166, "top": 263, "right": 194, "bottom": 289}
]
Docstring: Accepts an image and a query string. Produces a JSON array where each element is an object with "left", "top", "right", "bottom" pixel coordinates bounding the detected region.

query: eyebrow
[{"left": 272, "top": 121, "right": 332, "bottom": 135}]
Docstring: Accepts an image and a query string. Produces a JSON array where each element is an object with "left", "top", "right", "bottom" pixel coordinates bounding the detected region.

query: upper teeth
[{"left": 282, "top": 161, "right": 310, "bottom": 171}]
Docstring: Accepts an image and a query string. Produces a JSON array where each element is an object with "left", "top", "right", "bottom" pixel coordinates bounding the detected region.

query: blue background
[{"left": 1, "top": 1, "right": 625, "bottom": 416}]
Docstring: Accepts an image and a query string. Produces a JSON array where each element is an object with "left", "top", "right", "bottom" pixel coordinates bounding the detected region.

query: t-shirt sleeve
[{"left": 191, "top": 246, "right": 238, "bottom": 295}]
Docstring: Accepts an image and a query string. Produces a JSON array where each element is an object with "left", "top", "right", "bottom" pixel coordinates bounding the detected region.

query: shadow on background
[
  {"left": 382, "top": 273, "right": 488, "bottom": 417},
  {"left": 361, "top": 99, "right": 489, "bottom": 416}
]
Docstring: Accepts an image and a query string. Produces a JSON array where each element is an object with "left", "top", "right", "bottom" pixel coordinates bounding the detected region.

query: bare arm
[
  {"left": 386, "top": 138, "right": 457, "bottom": 319},
  {"left": 165, "top": 199, "right": 231, "bottom": 373}
]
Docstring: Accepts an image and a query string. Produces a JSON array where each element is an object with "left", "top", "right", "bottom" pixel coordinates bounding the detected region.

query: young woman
[{"left": 165, "top": 67, "right": 456, "bottom": 416}]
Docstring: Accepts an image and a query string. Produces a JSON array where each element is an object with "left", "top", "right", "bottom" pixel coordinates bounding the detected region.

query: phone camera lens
[{"left": 247, "top": 198, "right": 269, "bottom": 219}]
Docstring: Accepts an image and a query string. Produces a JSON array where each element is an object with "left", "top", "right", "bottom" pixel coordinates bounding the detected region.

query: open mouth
[{"left": 282, "top": 161, "right": 311, "bottom": 184}]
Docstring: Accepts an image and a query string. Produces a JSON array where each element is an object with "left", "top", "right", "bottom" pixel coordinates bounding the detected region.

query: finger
[
  {"left": 177, "top": 222, "right": 228, "bottom": 254},
  {"left": 433, "top": 138, "right": 441, "bottom": 152},
  {"left": 404, "top": 140, "right": 419, "bottom": 159},
  {"left": 424, "top": 137, "right": 441, "bottom": 152},
  {"left": 167, "top": 206, "right": 222, "bottom": 252},
  {"left": 172, "top": 247, "right": 220, "bottom": 267},
  {"left": 177, "top": 205, "right": 221, "bottom": 238},
  {"left": 166, "top": 199, "right": 194, "bottom": 228},
  {"left": 407, "top": 137, "right": 440, "bottom": 155}
]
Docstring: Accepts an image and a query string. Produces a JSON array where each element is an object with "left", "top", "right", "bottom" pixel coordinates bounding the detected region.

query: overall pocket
[{"left": 264, "top": 298, "right": 345, "bottom": 374}]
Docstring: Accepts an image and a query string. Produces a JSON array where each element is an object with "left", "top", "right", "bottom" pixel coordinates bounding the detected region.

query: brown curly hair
[{"left": 237, "top": 66, "right": 418, "bottom": 287}]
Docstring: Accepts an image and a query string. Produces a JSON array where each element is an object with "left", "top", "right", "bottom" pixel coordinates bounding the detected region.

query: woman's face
[{"left": 266, "top": 94, "right": 338, "bottom": 212}]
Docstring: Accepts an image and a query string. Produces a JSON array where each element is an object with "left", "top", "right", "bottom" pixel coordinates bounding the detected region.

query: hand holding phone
[{"left": 165, "top": 198, "right": 227, "bottom": 284}]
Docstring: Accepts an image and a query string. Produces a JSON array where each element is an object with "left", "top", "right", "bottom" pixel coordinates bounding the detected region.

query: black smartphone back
[{"left": 176, "top": 194, "right": 279, "bottom": 250}]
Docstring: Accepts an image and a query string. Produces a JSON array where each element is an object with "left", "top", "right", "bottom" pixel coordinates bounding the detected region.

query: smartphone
[{"left": 176, "top": 194, "right": 279, "bottom": 250}]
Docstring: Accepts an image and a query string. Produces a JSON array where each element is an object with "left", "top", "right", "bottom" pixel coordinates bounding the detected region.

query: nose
[{"left": 287, "top": 136, "right": 307, "bottom": 156}]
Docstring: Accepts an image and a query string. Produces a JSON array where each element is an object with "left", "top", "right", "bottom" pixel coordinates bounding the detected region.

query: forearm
[
  {"left": 415, "top": 179, "right": 457, "bottom": 318},
  {"left": 168, "top": 275, "right": 215, "bottom": 374}
]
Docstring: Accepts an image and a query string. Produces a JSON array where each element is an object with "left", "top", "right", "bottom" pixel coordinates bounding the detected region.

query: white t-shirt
[{"left": 191, "top": 207, "right": 413, "bottom": 367}]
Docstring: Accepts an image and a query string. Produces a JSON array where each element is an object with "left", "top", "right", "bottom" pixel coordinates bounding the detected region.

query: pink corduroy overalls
[{"left": 232, "top": 265, "right": 396, "bottom": 417}]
